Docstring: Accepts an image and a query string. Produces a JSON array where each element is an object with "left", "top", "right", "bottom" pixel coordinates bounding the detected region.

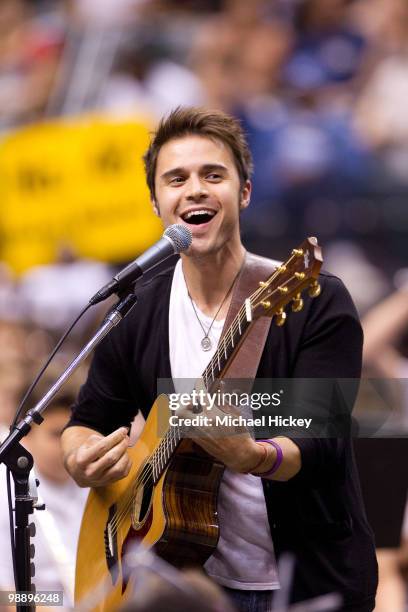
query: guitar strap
[{"left": 221, "top": 251, "right": 280, "bottom": 387}]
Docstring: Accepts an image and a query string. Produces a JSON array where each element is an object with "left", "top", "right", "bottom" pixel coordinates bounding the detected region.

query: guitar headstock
[{"left": 250, "top": 237, "right": 323, "bottom": 325}]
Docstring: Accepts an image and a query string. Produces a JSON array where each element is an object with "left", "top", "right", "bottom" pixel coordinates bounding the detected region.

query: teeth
[{"left": 183, "top": 210, "right": 216, "bottom": 220}]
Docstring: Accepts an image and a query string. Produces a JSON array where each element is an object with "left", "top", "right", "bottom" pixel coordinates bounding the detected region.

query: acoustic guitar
[{"left": 75, "top": 237, "right": 322, "bottom": 610}]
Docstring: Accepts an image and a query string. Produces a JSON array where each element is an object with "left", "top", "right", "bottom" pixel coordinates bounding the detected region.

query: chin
[{"left": 187, "top": 241, "right": 218, "bottom": 260}]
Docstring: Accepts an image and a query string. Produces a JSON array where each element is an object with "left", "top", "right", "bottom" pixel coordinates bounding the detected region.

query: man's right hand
[{"left": 62, "top": 426, "right": 132, "bottom": 487}]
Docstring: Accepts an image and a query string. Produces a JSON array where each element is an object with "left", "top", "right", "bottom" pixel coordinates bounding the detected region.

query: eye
[
  {"left": 206, "top": 173, "right": 222, "bottom": 181},
  {"left": 169, "top": 176, "right": 185, "bottom": 185}
]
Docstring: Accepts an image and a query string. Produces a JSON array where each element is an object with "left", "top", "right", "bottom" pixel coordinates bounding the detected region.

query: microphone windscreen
[{"left": 164, "top": 224, "right": 192, "bottom": 253}]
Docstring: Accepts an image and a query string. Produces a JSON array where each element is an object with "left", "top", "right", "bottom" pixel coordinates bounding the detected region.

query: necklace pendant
[{"left": 201, "top": 336, "right": 212, "bottom": 351}]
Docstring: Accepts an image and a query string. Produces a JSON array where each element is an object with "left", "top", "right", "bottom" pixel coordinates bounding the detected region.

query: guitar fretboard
[
  {"left": 149, "top": 301, "right": 254, "bottom": 482},
  {"left": 202, "top": 302, "right": 252, "bottom": 389},
  {"left": 147, "top": 238, "right": 322, "bottom": 483}
]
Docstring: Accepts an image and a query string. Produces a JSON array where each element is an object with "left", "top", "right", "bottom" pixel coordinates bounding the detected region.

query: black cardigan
[{"left": 68, "top": 263, "right": 377, "bottom": 610}]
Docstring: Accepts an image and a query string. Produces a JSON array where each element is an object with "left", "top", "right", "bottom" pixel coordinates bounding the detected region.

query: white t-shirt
[{"left": 168, "top": 259, "right": 279, "bottom": 590}]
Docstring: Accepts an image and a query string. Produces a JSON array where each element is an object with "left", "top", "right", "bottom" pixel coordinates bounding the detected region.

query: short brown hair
[{"left": 143, "top": 107, "right": 253, "bottom": 200}]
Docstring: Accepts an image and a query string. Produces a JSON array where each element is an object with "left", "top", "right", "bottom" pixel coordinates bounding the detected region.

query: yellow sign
[{"left": 0, "top": 115, "right": 163, "bottom": 274}]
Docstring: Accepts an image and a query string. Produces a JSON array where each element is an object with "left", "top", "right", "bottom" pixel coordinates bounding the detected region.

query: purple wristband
[{"left": 253, "top": 439, "right": 283, "bottom": 477}]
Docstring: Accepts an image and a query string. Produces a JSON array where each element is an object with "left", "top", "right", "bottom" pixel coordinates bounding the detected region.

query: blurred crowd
[
  {"left": 0, "top": 0, "right": 408, "bottom": 270},
  {"left": 0, "top": 0, "right": 408, "bottom": 609},
  {"left": 1, "top": 0, "right": 408, "bottom": 422}
]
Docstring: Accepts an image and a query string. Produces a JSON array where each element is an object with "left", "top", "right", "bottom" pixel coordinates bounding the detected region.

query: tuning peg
[
  {"left": 292, "top": 248, "right": 303, "bottom": 257},
  {"left": 275, "top": 308, "right": 286, "bottom": 326},
  {"left": 259, "top": 281, "right": 267, "bottom": 288},
  {"left": 261, "top": 300, "right": 271, "bottom": 310},
  {"left": 292, "top": 294, "right": 304, "bottom": 312},
  {"left": 308, "top": 280, "right": 321, "bottom": 298}
]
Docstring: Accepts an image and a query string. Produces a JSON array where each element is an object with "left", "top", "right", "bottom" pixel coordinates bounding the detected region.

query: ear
[
  {"left": 239, "top": 180, "right": 251, "bottom": 211},
  {"left": 152, "top": 199, "right": 160, "bottom": 217}
]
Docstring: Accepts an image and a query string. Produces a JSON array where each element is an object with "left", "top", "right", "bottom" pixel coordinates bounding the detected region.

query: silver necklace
[{"left": 188, "top": 269, "right": 241, "bottom": 352}]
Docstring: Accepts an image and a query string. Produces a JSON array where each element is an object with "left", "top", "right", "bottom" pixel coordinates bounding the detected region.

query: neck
[{"left": 181, "top": 242, "right": 246, "bottom": 317}]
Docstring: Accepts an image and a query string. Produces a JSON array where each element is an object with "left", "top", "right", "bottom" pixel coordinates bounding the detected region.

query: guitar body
[{"left": 75, "top": 394, "right": 224, "bottom": 611}]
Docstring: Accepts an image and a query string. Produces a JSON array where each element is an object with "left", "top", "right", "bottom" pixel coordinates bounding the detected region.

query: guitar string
[
  {"left": 112, "top": 258, "right": 315, "bottom": 532},
  {"left": 108, "top": 309, "right": 246, "bottom": 533},
  {"left": 109, "top": 412, "right": 185, "bottom": 527},
  {"left": 109, "top": 302, "right": 245, "bottom": 524},
  {"left": 108, "top": 270, "right": 303, "bottom": 533},
  {"left": 109, "top": 431, "right": 179, "bottom": 532},
  {"left": 110, "top": 428, "right": 184, "bottom": 533},
  {"left": 107, "top": 302, "right": 257, "bottom": 532},
  {"left": 108, "top": 301, "right": 252, "bottom": 532},
  {"left": 107, "top": 262, "right": 310, "bottom": 531},
  {"left": 108, "top": 267, "right": 304, "bottom": 532},
  {"left": 202, "top": 253, "right": 307, "bottom": 385}
]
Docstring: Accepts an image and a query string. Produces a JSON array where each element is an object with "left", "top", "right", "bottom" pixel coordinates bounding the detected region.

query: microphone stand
[{"left": 0, "top": 290, "right": 138, "bottom": 612}]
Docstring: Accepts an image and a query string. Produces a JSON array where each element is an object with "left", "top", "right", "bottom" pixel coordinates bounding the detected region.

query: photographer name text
[{"left": 169, "top": 414, "right": 312, "bottom": 429}]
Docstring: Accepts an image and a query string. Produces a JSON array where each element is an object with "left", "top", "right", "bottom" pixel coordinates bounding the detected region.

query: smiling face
[{"left": 153, "top": 135, "right": 251, "bottom": 258}]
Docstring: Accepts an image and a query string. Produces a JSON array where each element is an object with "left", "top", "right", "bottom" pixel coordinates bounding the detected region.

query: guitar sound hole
[{"left": 131, "top": 463, "right": 153, "bottom": 529}]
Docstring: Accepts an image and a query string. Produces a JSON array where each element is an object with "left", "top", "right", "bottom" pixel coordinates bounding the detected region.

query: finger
[
  {"left": 82, "top": 436, "right": 129, "bottom": 478},
  {"left": 76, "top": 434, "right": 129, "bottom": 475},
  {"left": 80, "top": 427, "right": 129, "bottom": 462},
  {"left": 98, "top": 452, "right": 132, "bottom": 485}
]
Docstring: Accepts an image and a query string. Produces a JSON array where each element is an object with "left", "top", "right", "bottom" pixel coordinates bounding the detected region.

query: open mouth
[{"left": 181, "top": 209, "right": 217, "bottom": 226}]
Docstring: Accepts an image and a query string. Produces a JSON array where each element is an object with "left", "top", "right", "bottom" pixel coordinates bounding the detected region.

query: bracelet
[
  {"left": 246, "top": 442, "right": 268, "bottom": 473},
  {"left": 252, "top": 439, "right": 283, "bottom": 477}
]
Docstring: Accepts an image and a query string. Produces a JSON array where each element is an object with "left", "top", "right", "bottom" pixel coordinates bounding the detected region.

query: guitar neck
[
  {"left": 151, "top": 237, "right": 323, "bottom": 483},
  {"left": 201, "top": 301, "right": 253, "bottom": 390},
  {"left": 150, "top": 301, "right": 254, "bottom": 484}
]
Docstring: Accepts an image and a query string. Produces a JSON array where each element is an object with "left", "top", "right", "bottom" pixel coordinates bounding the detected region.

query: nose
[{"left": 186, "top": 176, "right": 209, "bottom": 202}]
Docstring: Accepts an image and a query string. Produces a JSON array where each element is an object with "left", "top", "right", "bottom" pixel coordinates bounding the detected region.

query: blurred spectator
[
  {"left": 100, "top": 36, "right": 205, "bottom": 120},
  {"left": 324, "top": 241, "right": 389, "bottom": 314},
  {"left": 0, "top": 319, "right": 29, "bottom": 433},
  {"left": 66, "top": 0, "right": 148, "bottom": 28},
  {"left": 359, "top": 285, "right": 408, "bottom": 612},
  {"left": 120, "top": 566, "right": 236, "bottom": 612},
  {"left": 0, "top": 361, "right": 27, "bottom": 435},
  {"left": 354, "top": 47, "right": 408, "bottom": 183},
  {"left": 363, "top": 280, "right": 408, "bottom": 405},
  {"left": 0, "top": 393, "right": 88, "bottom": 609},
  {"left": 0, "top": 0, "right": 63, "bottom": 129},
  {"left": 239, "top": 93, "right": 371, "bottom": 210},
  {"left": 349, "top": 0, "right": 408, "bottom": 54},
  {"left": 18, "top": 243, "right": 112, "bottom": 336},
  {"left": 191, "top": 0, "right": 292, "bottom": 111},
  {"left": 0, "top": 0, "right": 405, "bottom": 275},
  {"left": 286, "top": 0, "right": 366, "bottom": 92},
  {"left": 206, "top": 2, "right": 374, "bottom": 244},
  {"left": 0, "top": 262, "right": 22, "bottom": 321}
]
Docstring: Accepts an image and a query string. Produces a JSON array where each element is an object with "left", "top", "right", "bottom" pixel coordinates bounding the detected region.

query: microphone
[{"left": 89, "top": 224, "right": 192, "bottom": 305}]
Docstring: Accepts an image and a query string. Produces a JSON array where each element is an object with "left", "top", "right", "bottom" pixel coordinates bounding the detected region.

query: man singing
[{"left": 61, "top": 107, "right": 377, "bottom": 611}]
